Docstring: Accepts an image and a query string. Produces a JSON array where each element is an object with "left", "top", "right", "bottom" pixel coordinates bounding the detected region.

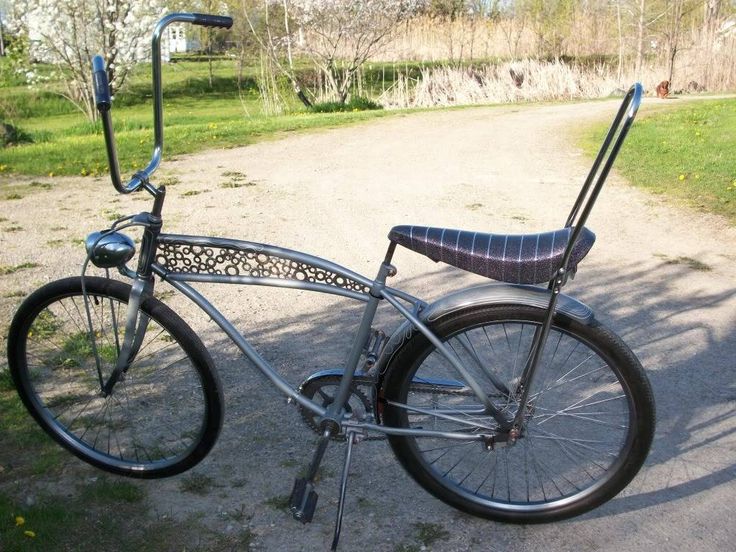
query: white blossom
[{"left": 10, "top": 0, "right": 164, "bottom": 120}]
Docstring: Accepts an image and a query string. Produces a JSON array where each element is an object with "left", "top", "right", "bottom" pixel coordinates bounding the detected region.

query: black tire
[
  {"left": 7, "top": 276, "right": 224, "bottom": 478},
  {"left": 382, "top": 304, "right": 655, "bottom": 522}
]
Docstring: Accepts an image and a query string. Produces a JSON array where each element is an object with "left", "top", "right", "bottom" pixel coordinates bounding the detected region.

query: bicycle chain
[{"left": 298, "top": 376, "right": 512, "bottom": 441}]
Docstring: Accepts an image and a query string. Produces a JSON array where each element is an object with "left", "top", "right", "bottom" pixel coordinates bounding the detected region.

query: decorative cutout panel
[{"left": 156, "top": 239, "right": 370, "bottom": 294}]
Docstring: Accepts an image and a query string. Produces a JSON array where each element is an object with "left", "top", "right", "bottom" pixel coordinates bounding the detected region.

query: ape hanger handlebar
[{"left": 92, "top": 13, "right": 233, "bottom": 195}]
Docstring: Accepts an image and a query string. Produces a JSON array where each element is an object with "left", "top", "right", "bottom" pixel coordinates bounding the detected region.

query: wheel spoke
[
  {"left": 382, "top": 306, "right": 652, "bottom": 519},
  {"left": 10, "top": 278, "right": 219, "bottom": 477}
]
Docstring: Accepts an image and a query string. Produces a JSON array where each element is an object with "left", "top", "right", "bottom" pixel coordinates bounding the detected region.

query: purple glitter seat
[{"left": 388, "top": 225, "right": 595, "bottom": 285}]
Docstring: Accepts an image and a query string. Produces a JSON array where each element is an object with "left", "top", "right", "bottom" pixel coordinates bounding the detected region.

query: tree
[
  {"left": 238, "top": 0, "right": 313, "bottom": 108},
  {"left": 10, "top": 0, "right": 163, "bottom": 120},
  {"left": 292, "top": 0, "right": 424, "bottom": 104},
  {"left": 520, "top": 0, "right": 576, "bottom": 59},
  {"left": 0, "top": 0, "right": 9, "bottom": 57}
]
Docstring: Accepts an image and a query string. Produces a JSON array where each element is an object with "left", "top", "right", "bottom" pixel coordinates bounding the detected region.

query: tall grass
[
  {"left": 374, "top": 15, "right": 736, "bottom": 94},
  {"left": 378, "top": 59, "right": 665, "bottom": 108}
]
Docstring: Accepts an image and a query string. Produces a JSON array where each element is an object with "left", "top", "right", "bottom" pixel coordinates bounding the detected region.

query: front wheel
[
  {"left": 7, "top": 276, "right": 224, "bottom": 478},
  {"left": 381, "top": 304, "right": 655, "bottom": 522}
]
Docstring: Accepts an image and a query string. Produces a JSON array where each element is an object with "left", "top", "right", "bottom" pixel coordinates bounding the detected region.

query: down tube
[{"left": 155, "top": 274, "right": 328, "bottom": 418}]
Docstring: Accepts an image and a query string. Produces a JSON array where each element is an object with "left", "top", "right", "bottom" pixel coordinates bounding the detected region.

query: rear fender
[{"left": 374, "top": 283, "right": 595, "bottom": 408}]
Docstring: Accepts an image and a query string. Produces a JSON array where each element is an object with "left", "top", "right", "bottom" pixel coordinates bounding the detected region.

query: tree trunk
[
  {"left": 635, "top": 0, "right": 647, "bottom": 78},
  {"left": 702, "top": 0, "right": 722, "bottom": 89},
  {"left": 666, "top": 0, "right": 684, "bottom": 87},
  {"left": 616, "top": 1, "right": 624, "bottom": 84},
  {"left": 0, "top": 18, "right": 5, "bottom": 57}
]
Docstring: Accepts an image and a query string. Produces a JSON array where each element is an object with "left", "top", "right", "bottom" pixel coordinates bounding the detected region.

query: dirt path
[{"left": 1, "top": 98, "right": 735, "bottom": 551}]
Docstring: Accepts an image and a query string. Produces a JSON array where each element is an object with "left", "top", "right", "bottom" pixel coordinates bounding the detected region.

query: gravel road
[{"left": 1, "top": 97, "right": 734, "bottom": 551}]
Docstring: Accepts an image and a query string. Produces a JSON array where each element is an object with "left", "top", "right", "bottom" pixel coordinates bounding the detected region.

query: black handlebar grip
[
  {"left": 191, "top": 13, "right": 233, "bottom": 29},
  {"left": 92, "top": 55, "right": 111, "bottom": 112}
]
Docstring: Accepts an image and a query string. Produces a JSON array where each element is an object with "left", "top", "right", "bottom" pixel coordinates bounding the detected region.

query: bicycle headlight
[{"left": 85, "top": 231, "right": 136, "bottom": 268}]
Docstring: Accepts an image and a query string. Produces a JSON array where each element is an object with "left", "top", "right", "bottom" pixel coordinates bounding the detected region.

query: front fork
[
  {"left": 101, "top": 277, "right": 153, "bottom": 395},
  {"left": 101, "top": 187, "right": 165, "bottom": 396}
]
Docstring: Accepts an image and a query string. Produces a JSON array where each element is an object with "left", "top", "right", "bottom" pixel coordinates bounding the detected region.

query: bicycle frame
[{"left": 142, "top": 232, "right": 512, "bottom": 441}]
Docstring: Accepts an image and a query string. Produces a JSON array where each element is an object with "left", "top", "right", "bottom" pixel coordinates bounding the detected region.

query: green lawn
[
  {"left": 582, "top": 98, "right": 736, "bottom": 224},
  {"left": 0, "top": 58, "right": 419, "bottom": 177}
]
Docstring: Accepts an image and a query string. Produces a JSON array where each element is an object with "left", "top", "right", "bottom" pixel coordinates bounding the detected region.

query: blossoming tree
[
  {"left": 11, "top": 0, "right": 163, "bottom": 120},
  {"left": 292, "top": 0, "right": 425, "bottom": 104}
]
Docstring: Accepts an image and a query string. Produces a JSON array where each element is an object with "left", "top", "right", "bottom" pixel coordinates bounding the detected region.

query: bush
[
  {"left": 0, "top": 122, "right": 33, "bottom": 147},
  {"left": 310, "top": 96, "right": 383, "bottom": 113}
]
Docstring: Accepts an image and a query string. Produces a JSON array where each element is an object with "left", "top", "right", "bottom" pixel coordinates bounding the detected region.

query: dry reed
[{"left": 378, "top": 60, "right": 684, "bottom": 109}]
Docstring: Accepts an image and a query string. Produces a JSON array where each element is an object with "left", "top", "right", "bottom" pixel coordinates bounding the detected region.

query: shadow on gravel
[{"left": 184, "top": 254, "right": 736, "bottom": 519}]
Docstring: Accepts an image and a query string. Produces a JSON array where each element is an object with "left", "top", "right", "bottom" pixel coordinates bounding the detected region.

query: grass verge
[
  {"left": 580, "top": 97, "right": 736, "bottom": 224},
  {"left": 0, "top": 367, "right": 255, "bottom": 551},
  {"left": 0, "top": 108, "right": 396, "bottom": 178}
]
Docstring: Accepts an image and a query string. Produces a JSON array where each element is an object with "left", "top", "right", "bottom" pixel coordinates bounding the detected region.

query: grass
[
  {"left": 0, "top": 367, "right": 247, "bottom": 550},
  {"left": 0, "top": 262, "right": 39, "bottom": 275},
  {"left": 0, "top": 59, "right": 401, "bottom": 177},
  {"left": 414, "top": 522, "right": 450, "bottom": 546},
  {"left": 179, "top": 472, "right": 216, "bottom": 495},
  {"left": 0, "top": 368, "right": 256, "bottom": 551},
  {"left": 655, "top": 253, "right": 712, "bottom": 271},
  {"left": 0, "top": 490, "right": 254, "bottom": 552},
  {"left": 0, "top": 371, "right": 66, "bottom": 478},
  {"left": 79, "top": 477, "right": 145, "bottom": 504},
  {"left": 263, "top": 495, "right": 291, "bottom": 510},
  {"left": 581, "top": 98, "right": 736, "bottom": 224},
  {"left": 0, "top": 107, "right": 395, "bottom": 177}
]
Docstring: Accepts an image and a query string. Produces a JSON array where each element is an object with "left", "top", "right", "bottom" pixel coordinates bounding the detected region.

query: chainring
[{"left": 298, "top": 374, "right": 384, "bottom": 441}]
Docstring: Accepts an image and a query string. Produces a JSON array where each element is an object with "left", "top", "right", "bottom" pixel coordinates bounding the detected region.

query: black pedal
[{"left": 289, "top": 478, "right": 318, "bottom": 524}]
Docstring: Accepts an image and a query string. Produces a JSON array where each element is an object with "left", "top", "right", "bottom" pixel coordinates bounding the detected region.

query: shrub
[
  {"left": 310, "top": 96, "right": 383, "bottom": 113},
  {"left": 1, "top": 122, "right": 33, "bottom": 147}
]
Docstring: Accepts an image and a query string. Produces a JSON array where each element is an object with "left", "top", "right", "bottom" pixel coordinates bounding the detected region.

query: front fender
[{"left": 376, "top": 283, "right": 595, "bottom": 380}]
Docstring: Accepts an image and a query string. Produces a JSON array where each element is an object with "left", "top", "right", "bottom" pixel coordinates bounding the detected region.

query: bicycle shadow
[{"left": 184, "top": 252, "right": 736, "bottom": 518}]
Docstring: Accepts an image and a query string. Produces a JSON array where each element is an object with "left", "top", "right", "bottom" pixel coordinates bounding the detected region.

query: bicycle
[{"left": 6, "top": 13, "right": 655, "bottom": 551}]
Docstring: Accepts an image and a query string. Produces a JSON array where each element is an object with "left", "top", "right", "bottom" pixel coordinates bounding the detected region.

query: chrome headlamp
[{"left": 85, "top": 231, "right": 136, "bottom": 269}]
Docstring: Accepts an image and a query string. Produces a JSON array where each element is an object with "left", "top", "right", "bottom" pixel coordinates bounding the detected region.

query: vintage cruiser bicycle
[{"left": 6, "top": 13, "right": 655, "bottom": 550}]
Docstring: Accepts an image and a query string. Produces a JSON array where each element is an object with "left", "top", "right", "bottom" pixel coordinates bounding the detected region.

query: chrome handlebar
[{"left": 92, "top": 13, "right": 233, "bottom": 195}]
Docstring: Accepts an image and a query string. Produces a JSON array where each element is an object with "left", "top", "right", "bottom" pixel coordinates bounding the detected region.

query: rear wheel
[
  {"left": 381, "top": 304, "right": 655, "bottom": 522},
  {"left": 7, "top": 276, "right": 223, "bottom": 478}
]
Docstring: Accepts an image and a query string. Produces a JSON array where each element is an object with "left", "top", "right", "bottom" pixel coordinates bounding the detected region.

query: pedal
[{"left": 289, "top": 478, "right": 318, "bottom": 524}]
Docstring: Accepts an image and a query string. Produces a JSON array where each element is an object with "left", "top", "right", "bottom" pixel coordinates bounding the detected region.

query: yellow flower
[
  {"left": 678, "top": 174, "right": 685, "bottom": 181},
  {"left": 15, "top": 516, "right": 25, "bottom": 526},
  {"left": 24, "top": 530, "right": 36, "bottom": 538},
  {"left": 48, "top": 172, "right": 54, "bottom": 177}
]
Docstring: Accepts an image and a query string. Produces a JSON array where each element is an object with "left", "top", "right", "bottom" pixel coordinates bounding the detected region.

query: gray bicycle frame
[
  {"left": 92, "top": 12, "right": 506, "bottom": 444},
  {"left": 147, "top": 234, "right": 510, "bottom": 441}
]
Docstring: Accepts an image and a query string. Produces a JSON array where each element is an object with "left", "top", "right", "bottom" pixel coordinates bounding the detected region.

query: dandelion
[
  {"left": 15, "top": 515, "right": 25, "bottom": 526},
  {"left": 48, "top": 172, "right": 54, "bottom": 177},
  {"left": 678, "top": 174, "right": 686, "bottom": 181}
]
